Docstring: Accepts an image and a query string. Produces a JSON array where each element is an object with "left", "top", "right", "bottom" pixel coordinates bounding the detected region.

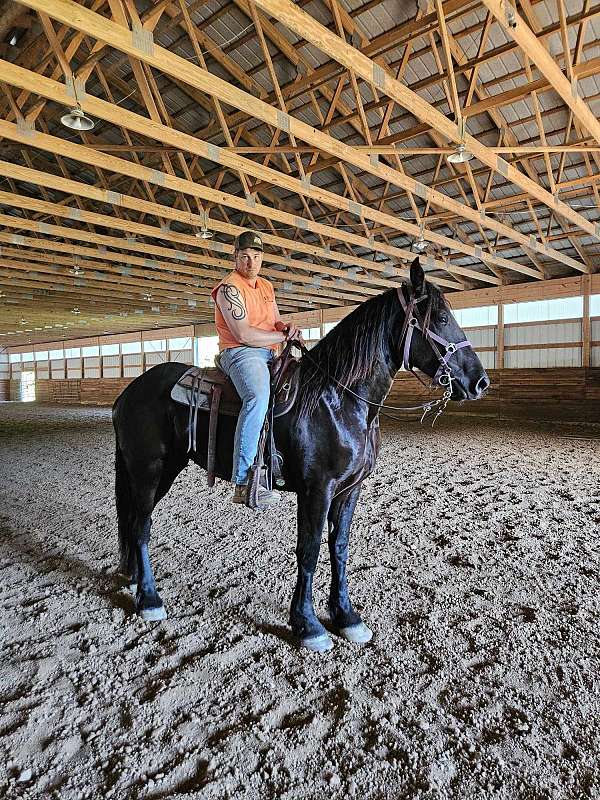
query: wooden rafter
[{"left": 1, "top": 0, "right": 599, "bottom": 345}]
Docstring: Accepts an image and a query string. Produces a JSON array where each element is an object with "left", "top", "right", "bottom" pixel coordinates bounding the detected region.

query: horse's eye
[{"left": 440, "top": 314, "right": 449, "bottom": 325}]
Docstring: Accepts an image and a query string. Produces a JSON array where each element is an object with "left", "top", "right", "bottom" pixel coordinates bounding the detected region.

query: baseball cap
[{"left": 234, "top": 231, "right": 264, "bottom": 251}]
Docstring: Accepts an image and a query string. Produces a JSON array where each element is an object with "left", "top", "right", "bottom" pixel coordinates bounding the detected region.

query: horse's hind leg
[
  {"left": 128, "top": 458, "right": 167, "bottom": 621},
  {"left": 327, "top": 485, "right": 372, "bottom": 644},
  {"left": 115, "top": 444, "right": 137, "bottom": 591},
  {"left": 129, "top": 455, "right": 187, "bottom": 621}
]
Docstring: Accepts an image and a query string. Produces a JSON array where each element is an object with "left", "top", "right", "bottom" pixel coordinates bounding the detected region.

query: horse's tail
[{"left": 115, "top": 441, "right": 133, "bottom": 576}]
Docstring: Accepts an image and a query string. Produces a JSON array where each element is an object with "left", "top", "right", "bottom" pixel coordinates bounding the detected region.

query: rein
[{"left": 296, "top": 284, "right": 472, "bottom": 426}]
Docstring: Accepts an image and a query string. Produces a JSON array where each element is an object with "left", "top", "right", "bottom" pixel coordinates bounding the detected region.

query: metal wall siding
[
  {"left": 145, "top": 352, "right": 166, "bottom": 365},
  {"left": 466, "top": 328, "right": 496, "bottom": 348},
  {"left": 123, "top": 354, "right": 141, "bottom": 366},
  {"left": 478, "top": 351, "right": 496, "bottom": 370},
  {"left": 504, "top": 321, "right": 581, "bottom": 347},
  {"left": 170, "top": 349, "right": 193, "bottom": 363},
  {"left": 505, "top": 347, "right": 582, "bottom": 368},
  {"left": 123, "top": 366, "right": 143, "bottom": 378}
]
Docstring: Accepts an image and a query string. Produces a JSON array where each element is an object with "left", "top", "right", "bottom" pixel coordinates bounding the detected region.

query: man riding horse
[{"left": 212, "top": 231, "right": 300, "bottom": 506}]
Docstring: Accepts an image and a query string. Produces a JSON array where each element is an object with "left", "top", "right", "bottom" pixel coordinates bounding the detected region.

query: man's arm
[{"left": 216, "top": 284, "right": 286, "bottom": 347}]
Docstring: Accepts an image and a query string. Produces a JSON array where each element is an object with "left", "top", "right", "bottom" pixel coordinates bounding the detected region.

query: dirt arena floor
[{"left": 1, "top": 403, "right": 599, "bottom": 800}]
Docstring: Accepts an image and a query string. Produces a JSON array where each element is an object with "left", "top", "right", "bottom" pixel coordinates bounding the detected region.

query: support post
[
  {"left": 497, "top": 302, "right": 505, "bottom": 370},
  {"left": 582, "top": 275, "right": 591, "bottom": 368}
]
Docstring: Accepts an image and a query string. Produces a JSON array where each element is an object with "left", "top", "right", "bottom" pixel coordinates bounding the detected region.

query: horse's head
[{"left": 397, "top": 258, "right": 490, "bottom": 402}]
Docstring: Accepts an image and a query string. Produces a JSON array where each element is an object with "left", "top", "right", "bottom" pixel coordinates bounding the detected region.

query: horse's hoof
[
  {"left": 300, "top": 633, "right": 334, "bottom": 653},
  {"left": 138, "top": 605, "right": 167, "bottom": 622},
  {"left": 128, "top": 582, "right": 137, "bottom": 595},
  {"left": 337, "top": 622, "right": 373, "bottom": 644}
]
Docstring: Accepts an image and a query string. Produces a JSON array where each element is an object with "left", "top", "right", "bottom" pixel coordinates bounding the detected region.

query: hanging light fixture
[
  {"left": 447, "top": 117, "right": 473, "bottom": 164},
  {"left": 70, "top": 262, "right": 84, "bottom": 276},
  {"left": 71, "top": 307, "right": 81, "bottom": 315},
  {"left": 195, "top": 208, "right": 213, "bottom": 239},
  {"left": 412, "top": 224, "right": 429, "bottom": 253},
  {"left": 447, "top": 143, "right": 474, "bottom": 164},
  {"left": 61, "top": 105, "right": 95, "bottom": 131}
]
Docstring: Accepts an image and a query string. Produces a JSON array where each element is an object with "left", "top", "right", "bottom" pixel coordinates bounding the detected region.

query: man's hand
[{"left": 275, "top": 321, "right": 302, "bottom": 341}]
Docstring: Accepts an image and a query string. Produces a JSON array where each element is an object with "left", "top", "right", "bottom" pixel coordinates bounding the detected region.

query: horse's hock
[{"left": 1, "top": 402, "right": 599, "bottom": 799}]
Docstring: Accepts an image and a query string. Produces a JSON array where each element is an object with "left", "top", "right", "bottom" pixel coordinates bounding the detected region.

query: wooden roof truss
[{"left": 0, "top": 0, "right": 598, "bottom": 344}]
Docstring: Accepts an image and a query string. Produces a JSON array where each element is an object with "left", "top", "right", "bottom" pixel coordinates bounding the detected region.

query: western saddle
[{"left": 170, "top": 343, "right": 301, "bottom": 505}]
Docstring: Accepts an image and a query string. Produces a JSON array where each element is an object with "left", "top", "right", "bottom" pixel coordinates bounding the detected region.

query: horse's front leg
[
  {"left": 290, "top": 485, "right": 335, "bottom": 653},
  {"left": 327, "top": 484, "right": 373, "bottom": 644}
]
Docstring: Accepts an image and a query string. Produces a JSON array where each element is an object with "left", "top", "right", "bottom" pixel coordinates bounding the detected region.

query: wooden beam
[
  {"left": 582, "top": 274, "right": 591, "bottom": 368},
  {"left": 10, "top": 0, "right": 590, "bottom": 272},
  {"left": 480, "top": 0, "right": 600, "bottom": 147},
  {"left": 0, "top": 114, "right": 499, "bottom": 287},
  {"left": 0, "top": 190, "right": 427, "bottom": 302},
  {"left": 245, "top": 0, "right": 596, "bottom": 244}
]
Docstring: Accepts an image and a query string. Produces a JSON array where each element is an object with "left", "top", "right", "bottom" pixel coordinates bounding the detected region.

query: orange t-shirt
[{"left": 211, "top": 270, "right": 278, "bottom": 351}]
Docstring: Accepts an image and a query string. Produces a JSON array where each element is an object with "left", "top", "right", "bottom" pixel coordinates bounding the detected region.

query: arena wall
[{"left": 4, "top": 276, "right": 600, "bottom": 422}]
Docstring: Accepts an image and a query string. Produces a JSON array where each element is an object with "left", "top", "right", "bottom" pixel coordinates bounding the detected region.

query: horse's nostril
[{"left": 475, "top": 374, "right": 490, "bottom": 395}]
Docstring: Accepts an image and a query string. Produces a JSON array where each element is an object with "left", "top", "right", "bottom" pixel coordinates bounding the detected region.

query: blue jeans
[{"left": 218, "top": 346, "right": 273, "bottom": 485}]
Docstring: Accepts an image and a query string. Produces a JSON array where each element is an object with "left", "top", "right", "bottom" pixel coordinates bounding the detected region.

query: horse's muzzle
[{"left": 474, "top": 373, "right": 490, "bottom": 398}]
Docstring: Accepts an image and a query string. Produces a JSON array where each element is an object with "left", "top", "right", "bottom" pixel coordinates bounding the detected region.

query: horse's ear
[{"left": 410, "top": 257, "right": 425, "bottom": 296}]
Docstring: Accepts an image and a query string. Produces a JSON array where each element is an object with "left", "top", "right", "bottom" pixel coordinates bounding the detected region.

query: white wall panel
[
  {"left": 170, "top": 349, "right": 193, "bottom": 363},
  {"left": 67, "top": 368, "right": 82, "bottom": 378},
  {"left": 466, "top": 328, "right": 496, "bottom": 349},
  {"left": 145, "top": 352, "right": 166, "bottom": 365},
  {"left": 505, "top": 347, "right": 581, "bottom": 368},
  {"left": 51, "top": 368, "right": 66, "bottom": 379},
  {"left": 123, "top": 354, "right": 142, "bottom": 366},
  {"left": 103, "top": 355, "right": 120, "bottom": 367},
  {"left": 67, "top": 358, "right": 81, "bottom": 369},
  {"left": 479, "top": 351, "right": 496, "bottom": 370},
  {"left": 37, "top": 368, "right": 50, "bottom": 380},
  {"left": 103, "top": 367, "right": 121, "bottom": 378},
  {"left": 124, "top": 366, "right": 142, "bottom": 377},
  {"left": 84, "top": 367, "right": 101, "bottom": 378},
  {"left": 505, "top": 321, "right": 581, "bottom": 346},
  {"left": 591, "top": 319, "right": 600, "bottom": 340},
  {"left": 84, "top": 357, "right": 100, "bottom": 369}
]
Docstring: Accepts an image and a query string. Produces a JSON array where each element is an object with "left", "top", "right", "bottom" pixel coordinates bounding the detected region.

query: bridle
[
  {"left": 295, "top": 283, "right": 473, "bottom": 426},
  {"left": 395, "top": 285, "right": 472, "bottom": 424}
]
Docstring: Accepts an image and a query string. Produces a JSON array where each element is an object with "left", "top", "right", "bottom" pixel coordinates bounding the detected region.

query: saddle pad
[
  {"left": 170, "top": 361, "right": 301, "bottom": 418},
  {"left": 170, "top": 367, "right": 212, "bottom": 409}
]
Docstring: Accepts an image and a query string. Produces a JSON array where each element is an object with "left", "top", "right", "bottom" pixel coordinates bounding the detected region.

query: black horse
[{"left": 112, "top": 259, "right": 489, "bottom": 651}]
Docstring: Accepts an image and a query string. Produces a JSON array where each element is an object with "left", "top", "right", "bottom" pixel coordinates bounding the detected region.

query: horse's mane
[{"left": 296, "top": 281, "right": 449, "bottom": 415}]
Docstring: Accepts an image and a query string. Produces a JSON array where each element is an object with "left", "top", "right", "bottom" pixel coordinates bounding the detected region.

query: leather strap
[
  {"left": 207, "top": 384, "right": 221, "bottom": 487},
  {"left": 396, "top": 286, "right": 471, "bottom": 379}
]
